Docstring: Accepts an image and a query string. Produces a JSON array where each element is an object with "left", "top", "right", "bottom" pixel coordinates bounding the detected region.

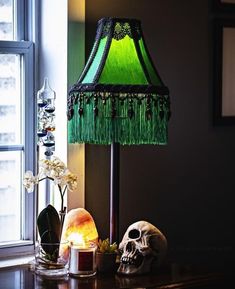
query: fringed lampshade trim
[{"left": 68, "top": 91, "right": 170, "bottom": 145}]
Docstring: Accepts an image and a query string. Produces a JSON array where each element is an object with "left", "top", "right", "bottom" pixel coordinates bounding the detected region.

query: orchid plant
[{"left": 23, "top": 156, "right": 77, "bottom": 226}]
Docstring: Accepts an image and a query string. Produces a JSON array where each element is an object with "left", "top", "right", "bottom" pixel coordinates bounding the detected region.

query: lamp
[
  {"left": 67, "top": 17, "right": 170, "bottom": 243},
  {"left": 60, "top": 208, "right": 98, "bottom": 261}
]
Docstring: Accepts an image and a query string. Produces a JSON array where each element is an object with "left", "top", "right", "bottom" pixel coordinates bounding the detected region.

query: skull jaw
[{"left": 117, "top": 256, "right": 154, "bottom": 275}]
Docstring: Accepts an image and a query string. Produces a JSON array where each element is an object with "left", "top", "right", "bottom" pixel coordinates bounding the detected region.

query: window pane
[
  {"left": 0, "top": 0, "right": 13, "bottom": 40},
  {"left": 0, "top": 151, "right": 21, "bottom": 242},
  {"left": 0, "top": 54, "right": 21, "bottom": 145}
]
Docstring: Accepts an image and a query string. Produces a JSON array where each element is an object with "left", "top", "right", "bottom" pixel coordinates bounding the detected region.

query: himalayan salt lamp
[{"left": 59, "top": 208, "right": 98, "bottom": 261}]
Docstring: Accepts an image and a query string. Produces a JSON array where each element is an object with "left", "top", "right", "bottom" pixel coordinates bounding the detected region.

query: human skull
[{"left": 117, "top": 221, "right": 167, "bottom": 275}]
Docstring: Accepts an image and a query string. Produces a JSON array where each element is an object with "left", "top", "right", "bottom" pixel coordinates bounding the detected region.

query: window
[{"left": 0, "top": 0, "right": 35, "bottom": 257}]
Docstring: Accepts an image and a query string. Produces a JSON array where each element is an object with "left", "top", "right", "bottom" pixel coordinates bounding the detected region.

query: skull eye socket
[{"left": 128, "top": 229, "right": 141, "bottom": 239}]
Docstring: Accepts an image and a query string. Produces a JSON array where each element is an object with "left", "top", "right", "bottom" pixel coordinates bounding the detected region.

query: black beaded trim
[
  {"left": 69, "top": 83, "right": 169, "bottom": 95},
  {"left": 67, "top": 91, "right": 170, "bottom": 121},
  {"left": 97, "top": 18, "right": 142, "bottom": 41}
]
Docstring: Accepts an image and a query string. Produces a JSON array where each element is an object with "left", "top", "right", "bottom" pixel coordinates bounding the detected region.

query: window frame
[{"left": 0, "top": 1, "right": 36, "bottom": 258}]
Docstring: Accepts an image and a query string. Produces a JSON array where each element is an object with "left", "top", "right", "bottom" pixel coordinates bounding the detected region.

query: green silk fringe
[{"left": 68, "top": 94, "right": 169, "bottom": 145}]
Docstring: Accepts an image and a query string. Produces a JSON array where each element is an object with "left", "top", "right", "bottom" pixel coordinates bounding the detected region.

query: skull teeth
[
  {"left": 120, "top": 253, "right": 143, "bottom": 267},
  {"left": 121, "top": 256, "right": 135, "bottom": 265}
]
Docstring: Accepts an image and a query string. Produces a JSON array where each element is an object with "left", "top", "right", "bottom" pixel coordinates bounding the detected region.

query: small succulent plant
[{"left": 97, "top": 238, "right": 118, "bottom": 254}]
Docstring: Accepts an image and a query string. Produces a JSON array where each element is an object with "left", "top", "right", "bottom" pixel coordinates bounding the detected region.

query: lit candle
[{"left": 68, "top": 233, "right": 97, "bottom": 277}]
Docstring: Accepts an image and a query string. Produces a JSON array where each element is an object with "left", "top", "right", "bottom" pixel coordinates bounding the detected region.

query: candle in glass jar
[{"left": 69, "top": 242, "right": 96, "bottom": 277}]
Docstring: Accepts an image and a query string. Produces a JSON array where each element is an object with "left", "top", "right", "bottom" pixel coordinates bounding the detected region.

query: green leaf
[
  {"left": 37, "top": 205, "right": 62, "bottom": 259},
  {"left": 97, "top": 238, "right": 117, "bottom": 253}
]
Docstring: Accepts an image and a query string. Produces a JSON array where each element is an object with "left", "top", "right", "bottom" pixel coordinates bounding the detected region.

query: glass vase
[{"left": 35, "top": 240, "right": 69, "bottom": 278}]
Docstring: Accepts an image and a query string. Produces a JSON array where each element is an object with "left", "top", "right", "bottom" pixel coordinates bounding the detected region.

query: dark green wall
[{"left": 84, "top": 0, "right": 235, "bottom": 264}]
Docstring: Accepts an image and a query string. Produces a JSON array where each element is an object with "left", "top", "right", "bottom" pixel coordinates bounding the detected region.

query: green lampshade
[{"left": 67, "top": 17, "right": 170, "bottom": 145}]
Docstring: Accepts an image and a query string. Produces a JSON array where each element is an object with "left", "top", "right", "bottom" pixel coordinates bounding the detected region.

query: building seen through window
[
  {"left": 0, "top": 52, "right": 21, "bottom": 242},
  {"left": 0, "top": 0, "right": 13, "bottom": 40},
  {"left": 0, "top": 0, "right": 22, "bottom": 242}
]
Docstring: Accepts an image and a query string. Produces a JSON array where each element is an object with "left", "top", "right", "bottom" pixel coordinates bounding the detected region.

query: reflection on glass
[
  {"left": 0, "top": 0, "right": 13, "bottom": 40},
  {"left": 0, "top": 151, "right": 21, "bottom": 242},
  {"left": 0, "top": 54, "right": 21, "bottom": 145},
  {"left": 35, "top": 274, "right": 69, "bottom": 289}
]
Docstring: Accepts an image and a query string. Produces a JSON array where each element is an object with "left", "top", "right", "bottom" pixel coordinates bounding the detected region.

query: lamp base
[{"left": 110, "top": 142, "right": 120, "bottom": 244}]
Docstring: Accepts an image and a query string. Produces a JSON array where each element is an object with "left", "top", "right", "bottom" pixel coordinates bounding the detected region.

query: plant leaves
[
  {"left": 40, "top": 230, "right": 60, "bottom": 259},
  {"left": 37, "top": 204, "right": 62, "bottom": 257},
  {"left": 97, "top": 238, "right": 117, "bottom": 253}
]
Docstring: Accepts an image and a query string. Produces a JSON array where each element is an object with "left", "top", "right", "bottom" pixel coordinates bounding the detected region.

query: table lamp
[{"left": 67, "top": 17, "right": 170, "bottom": 243}]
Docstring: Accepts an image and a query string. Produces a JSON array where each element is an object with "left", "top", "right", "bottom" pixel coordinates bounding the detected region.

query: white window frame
[{"left": 0, "top": 0, "right": 36, "bottom": 258}]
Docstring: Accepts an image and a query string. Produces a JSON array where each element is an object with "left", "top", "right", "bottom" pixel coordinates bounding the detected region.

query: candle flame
[{"left": 68, "top": 232, "right": 86, "bottom": 247}]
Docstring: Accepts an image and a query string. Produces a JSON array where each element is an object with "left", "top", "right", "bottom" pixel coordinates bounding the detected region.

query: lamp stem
[{"left": 110, "top": 142, "right": 120, "bottom": 244}]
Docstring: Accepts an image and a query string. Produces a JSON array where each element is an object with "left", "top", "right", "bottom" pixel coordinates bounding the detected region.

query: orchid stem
[
  {"left": 39, "top": 177, "right": 54, "bottom": 182},
  {"left": 58, "top": 185, "right": 66, "bottom": 229}
]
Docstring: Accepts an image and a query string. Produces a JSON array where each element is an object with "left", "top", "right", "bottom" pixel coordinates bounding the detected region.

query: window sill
[{"left": 0, "top": 255, "right": 34, "bottom": 269}]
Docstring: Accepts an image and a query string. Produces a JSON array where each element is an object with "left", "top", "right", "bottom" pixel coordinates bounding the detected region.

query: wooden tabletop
[{"left": 0, "top": 262, "right": 231, "bottom": 289}]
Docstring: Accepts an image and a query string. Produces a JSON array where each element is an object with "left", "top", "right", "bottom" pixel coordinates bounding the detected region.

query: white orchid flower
[
  {"left": 23, "top": 156, "right": 78, "bottom": 223},
  {"left": 23, "top": 171, "right": 38, "bottom": 193},
  {"left": 40, "top": 157, "right": 66, "bottom": 179},
  {"left": 39, "top": 159, "right": 53, "bottom": 176},
  {"left": 63, "top": 171, "right": 78, "bottom": 191}
]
